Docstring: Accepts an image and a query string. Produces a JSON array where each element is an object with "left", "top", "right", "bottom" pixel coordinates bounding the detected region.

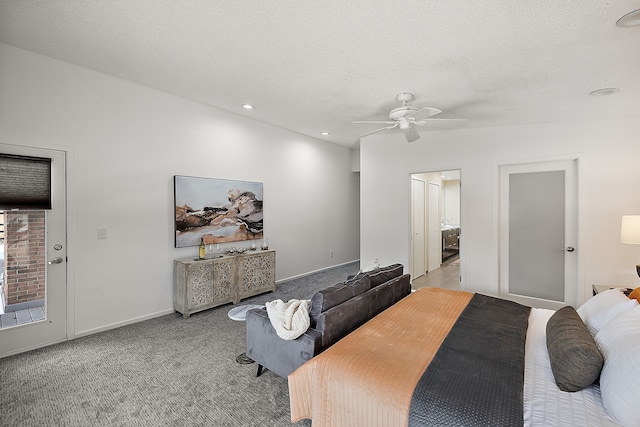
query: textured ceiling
[{"left": 1, "top": 1, "right": 639, "bottom": 148}]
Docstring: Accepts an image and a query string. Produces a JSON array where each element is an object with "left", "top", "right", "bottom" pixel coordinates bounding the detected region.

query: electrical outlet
[
  {"left": 330, "top": 251, "right": 334, "bottom": 258},
  {"left": 97, "top": 228, "right": 107, "bottom": 239}
]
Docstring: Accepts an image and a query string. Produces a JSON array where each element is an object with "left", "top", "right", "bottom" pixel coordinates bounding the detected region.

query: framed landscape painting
[{"left": 174, "top": 175, "right": 263, "bottom": 248}]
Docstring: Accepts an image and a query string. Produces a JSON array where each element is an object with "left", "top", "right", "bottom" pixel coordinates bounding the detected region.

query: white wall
[
  {"left": 361, "top": 118, "right": 640, "bottom": 305},
  {"left": 0, "top": 43, "right": 360, "bottom": 336}
]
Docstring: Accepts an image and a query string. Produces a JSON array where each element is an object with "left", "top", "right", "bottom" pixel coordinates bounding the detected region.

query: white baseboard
[
  {"left": 74, "top": 308, "right": 176, "bottom": 339},
  {"left": 276, "top": 259, "right": 360, "bottom": 284},
  {"left": 74, "top": 262, "right": 359, "bottom": 339},
  {"left": 0, "top": 338, "right": 67, "bottom": 359}
]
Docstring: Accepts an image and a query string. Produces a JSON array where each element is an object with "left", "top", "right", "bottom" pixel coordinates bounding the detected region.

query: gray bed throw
[{"left": 409, "top": 293, "right": 531, "bottom": 427}]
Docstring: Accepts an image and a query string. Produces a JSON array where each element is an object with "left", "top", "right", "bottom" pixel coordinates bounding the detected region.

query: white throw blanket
[{"left": 265, "top": 299, "right": 311, "bottom": 340}]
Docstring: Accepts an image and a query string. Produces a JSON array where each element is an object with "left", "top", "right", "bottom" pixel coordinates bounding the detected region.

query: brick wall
[{"left": 2, "top": 211, "right": 45, "bottom": 307}]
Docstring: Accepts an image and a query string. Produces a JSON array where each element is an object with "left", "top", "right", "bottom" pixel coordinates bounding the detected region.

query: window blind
[{"left": 0, "top": 153, "right": 52, "bottom": 209}]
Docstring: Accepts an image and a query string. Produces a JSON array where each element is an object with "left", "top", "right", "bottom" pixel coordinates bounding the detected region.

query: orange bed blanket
[{"left": 288, "top": 287, "right": 473, "bottom": 427}]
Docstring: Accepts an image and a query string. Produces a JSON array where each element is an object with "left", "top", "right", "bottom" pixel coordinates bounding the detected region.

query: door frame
[
  {"left": 498, "top": 156, "right": 581, "bottom": 309},
  {"left": 0, "top": 137, "right": 75, "bottom": 357}
]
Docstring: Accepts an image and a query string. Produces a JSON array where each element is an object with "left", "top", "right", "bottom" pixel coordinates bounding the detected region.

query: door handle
[
  {"left": 565, "top": 246, "right": 575, "bottom": 252},
  {"left": 48, "top": 257, "right": 64, "bottom": 264}
]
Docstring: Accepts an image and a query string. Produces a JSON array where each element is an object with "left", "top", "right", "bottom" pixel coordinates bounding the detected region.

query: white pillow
[
  {"left": 594, "top": 306, "right": 640, "bottom": 427},
  {"left": 577, "top": 288, "right": 638, "bottom": 336}
]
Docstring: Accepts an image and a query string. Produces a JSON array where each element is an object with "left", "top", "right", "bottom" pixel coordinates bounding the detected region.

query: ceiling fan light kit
[{"left": 353, "top": 93, "right": 466, "bottom": 143}]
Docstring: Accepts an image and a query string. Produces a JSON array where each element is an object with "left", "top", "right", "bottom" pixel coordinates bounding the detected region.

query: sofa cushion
[
  {"left": 309, "top": 275, "right": 371, "bottom": 326},
  {"left": 546, "top": 306, "right": 604, "bottom": 392},
  {"left": 367, "top": 263, "right": 403, "bottom": 287},
  {"left": 345, "top": 273, "right": 371, "bottom": 294},
  {"left": 316, "top": 274, "right": 411, "bottom": 349}
]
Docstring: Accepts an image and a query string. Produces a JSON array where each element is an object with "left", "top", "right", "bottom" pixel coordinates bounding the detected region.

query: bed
[{"left": 289, "top": 287, "right": 640, "bottom": 427}]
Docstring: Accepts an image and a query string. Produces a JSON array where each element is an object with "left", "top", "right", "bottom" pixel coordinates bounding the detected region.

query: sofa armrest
[{"left": 245, "top": 307, "right": 321, "bottom": 378}]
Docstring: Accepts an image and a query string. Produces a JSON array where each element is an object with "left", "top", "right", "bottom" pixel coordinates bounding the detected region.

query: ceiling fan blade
[
  {"left": 415, "top": 118, "right": 468, "bottom": 128},
  {"left": 403, "top": 126, "right": 420, "bottom": 143},
  {"left": 406, "top": 106, "right": 442, "bottom": 121},
  {"left": 359, "top": 123, "right": 398, "bottom": 138},
  {"left": 352, "top": 120, "right": 395, "bottom": 125}
]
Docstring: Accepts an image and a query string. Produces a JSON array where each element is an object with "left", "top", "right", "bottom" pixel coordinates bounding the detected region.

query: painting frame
[{"left": 174, "top": 175, "right": 263, "bottom": 248}]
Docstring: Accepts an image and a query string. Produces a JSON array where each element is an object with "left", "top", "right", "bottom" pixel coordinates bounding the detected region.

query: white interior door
[
  {"left": 411, "top": 178, "right": 426, "bottom": 279},
  {"left": 499, "top": 159, "right": 577, "bottom": 310},
  {"left": 428, "top": 182, "right": 441, "bottom": 272},
  {"left": 0, "top": 144, "right": 67, "bottom": 357}
]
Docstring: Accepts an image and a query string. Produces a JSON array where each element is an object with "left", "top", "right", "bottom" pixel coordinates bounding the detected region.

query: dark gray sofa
[{"left": 245, "top": 264, "right": 411, "bottom": 378}]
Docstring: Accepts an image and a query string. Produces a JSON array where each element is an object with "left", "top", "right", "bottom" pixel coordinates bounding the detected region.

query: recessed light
[
  {"left": 617, "top": 9, "right": 640, "bottom": 28},
  {"left": 589, "top": 88, "right": 620, "bottom": 96},
  {"left": 321, "top": 132, "right": 330, "bottom": 136},
  {"left": 242, "top": 104, "right": 254, "bottom": 109}
]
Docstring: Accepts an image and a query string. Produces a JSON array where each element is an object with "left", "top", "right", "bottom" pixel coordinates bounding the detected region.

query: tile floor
[
  {"left": 412, "top": 255, "right": 460, "bottom": 291},
  {"left": 0, "top": 305, "right": 46, "bottom": 329}
]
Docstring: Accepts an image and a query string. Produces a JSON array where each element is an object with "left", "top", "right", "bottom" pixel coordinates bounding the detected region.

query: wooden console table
[{"left": 173, "top": 249, "right": 276, "bottom": 318}]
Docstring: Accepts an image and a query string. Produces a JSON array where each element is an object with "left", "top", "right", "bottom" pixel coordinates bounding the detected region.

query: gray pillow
[{"left": 546, "top": 306, "right": 604, "bottom": 392}]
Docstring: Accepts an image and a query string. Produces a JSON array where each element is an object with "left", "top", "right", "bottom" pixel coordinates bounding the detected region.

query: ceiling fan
[{"left": 353, "top": 93, "right": 467, "bottom": 142}]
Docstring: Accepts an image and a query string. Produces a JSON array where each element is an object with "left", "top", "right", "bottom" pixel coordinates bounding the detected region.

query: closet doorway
[{"left": 410, "top": 170, "right": 461, "bottom": 289}]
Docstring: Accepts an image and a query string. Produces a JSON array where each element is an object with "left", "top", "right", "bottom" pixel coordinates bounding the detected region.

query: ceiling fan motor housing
[{"left": 389, "top": 106, "right": 418, "bottom": 121}]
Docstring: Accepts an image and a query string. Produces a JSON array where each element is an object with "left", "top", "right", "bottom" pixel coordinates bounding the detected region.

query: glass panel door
[
  {"left": 508, "top": 171, "right": 565, "bottom": 301},
  {"left": 0, "top": 144, "right": 66, "bottom": 357},
  {"left": 499, "top": 159, "right": 578, "bottom": 310}
]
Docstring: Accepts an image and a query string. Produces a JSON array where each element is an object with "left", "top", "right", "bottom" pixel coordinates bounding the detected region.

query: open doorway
[{"left": 410, "top": 170, "right": 460, "bottom": 290}]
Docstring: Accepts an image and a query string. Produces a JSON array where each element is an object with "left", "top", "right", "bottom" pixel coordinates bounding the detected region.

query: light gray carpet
[{"left": 0, "top": 261, "right": 360, "bottom": 427}]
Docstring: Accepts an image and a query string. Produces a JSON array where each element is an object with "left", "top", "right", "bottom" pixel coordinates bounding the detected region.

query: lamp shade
[{"left": 621, "top": 215, "right": 640, "bottom": 244}]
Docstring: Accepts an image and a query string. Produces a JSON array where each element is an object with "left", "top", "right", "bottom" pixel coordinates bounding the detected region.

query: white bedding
[{"left": 524, "top": 308, "right": 622, "bottom": 427}]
